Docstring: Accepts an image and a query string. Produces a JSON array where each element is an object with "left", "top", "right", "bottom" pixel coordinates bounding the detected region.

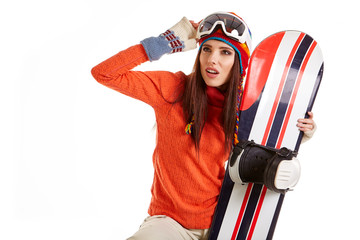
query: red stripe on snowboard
[
  {"left": 240, "top": 32, "right": 285, "bottom": 111},
  {"left": 276, "top": 40, "right": 317, "bottom": 148},
  {"left": 247, "top": 186, "right": 268, "bottom": 239},
  {"left": 231, "top": 183, "right": 254, "bottom": 240},
  {"left": 261, "top": 33, "right": 305, "bottom": 145}
]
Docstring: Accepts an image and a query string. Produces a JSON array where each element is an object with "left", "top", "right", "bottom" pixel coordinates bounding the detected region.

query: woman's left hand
[{"left": 297, "top": 112, "right": 316, "bottom": 133}]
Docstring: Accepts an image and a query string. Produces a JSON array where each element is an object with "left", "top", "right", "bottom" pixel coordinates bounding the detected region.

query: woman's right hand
[
  {"left": 189, "top": 20, "right": 199, "bottom": 30},
  {"left": 140, "top": 17, "right": 197, "bottom": 61},
  {"left": 166, "top": 17, "right": 197, "bottom": 52}
]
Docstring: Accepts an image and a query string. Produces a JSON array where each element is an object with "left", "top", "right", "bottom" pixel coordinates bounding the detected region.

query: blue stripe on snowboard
[
  {"left": 236, "top": 184, "right": 263, "bottom": 240},
  {"left": 208, "top": 170, "right": 234, "bottom": 239},
  {"left": 238, "top": 97, "right": 262, "bottom": 141},
  {"left": 267, "top": 35, "right": 313, "bottom": 148},
  {"left": 295, "top": 62, "right": 324, "bottom": 151}
]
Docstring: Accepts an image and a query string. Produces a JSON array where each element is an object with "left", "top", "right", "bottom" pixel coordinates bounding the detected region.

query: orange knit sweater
[{"left": 91, "top": 44, "right": 229, "bottom": 229}]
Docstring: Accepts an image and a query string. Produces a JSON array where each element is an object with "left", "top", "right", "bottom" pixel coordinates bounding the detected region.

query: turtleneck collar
[{"left": 206, "top": 86, "right": 225, "bottom": 108}]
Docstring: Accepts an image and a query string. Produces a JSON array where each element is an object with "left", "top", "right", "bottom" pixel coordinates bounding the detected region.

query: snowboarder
[{"left": 91, "top": 12, "right": 316, "bottom": 240}]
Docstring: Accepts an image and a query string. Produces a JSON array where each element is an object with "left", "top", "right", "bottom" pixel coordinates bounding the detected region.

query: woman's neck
[{"left": 206, "top": 86, "right": 225, "bottom": 107}]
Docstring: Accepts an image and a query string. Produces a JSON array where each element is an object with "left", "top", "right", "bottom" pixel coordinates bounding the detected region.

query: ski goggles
[{"left": 197, "top": 12, "right": 252, "bottom": 50}]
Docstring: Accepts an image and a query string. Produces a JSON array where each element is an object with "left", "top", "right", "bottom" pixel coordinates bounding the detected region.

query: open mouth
[{"left": 206, "top": 68, "right": 219, "bottom": 74}]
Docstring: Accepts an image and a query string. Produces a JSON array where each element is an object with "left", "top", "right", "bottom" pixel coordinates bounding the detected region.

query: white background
[{"left": 1, "top": 0, "right": 359, "bottom": 239}]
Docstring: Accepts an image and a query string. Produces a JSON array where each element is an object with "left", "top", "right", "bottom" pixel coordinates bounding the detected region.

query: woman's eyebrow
[
  {"left": 220, "top": 46, "right": 235, "bottom": 52},
  {"left": 202, "top": 44, "right": 234, "bottom": 51},
  {"left": 202, "top": 43, "right": 212, "bottom": 48}
]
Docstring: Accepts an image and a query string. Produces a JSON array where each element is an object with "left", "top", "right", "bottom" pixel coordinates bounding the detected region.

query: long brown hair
[{"left": 181, "top": 49, "right": 242, "bottom": 151}]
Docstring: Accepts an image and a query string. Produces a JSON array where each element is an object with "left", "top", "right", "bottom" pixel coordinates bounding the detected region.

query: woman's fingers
[{"left": 297, "top": 112, "right": 315, "bottom": 132}]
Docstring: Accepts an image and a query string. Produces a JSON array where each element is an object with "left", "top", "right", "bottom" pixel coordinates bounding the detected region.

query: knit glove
[{"left": 141, "top": 17, "right": 197, "bottom": 61}]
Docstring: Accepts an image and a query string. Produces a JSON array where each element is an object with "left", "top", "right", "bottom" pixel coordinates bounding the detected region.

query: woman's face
[{"left": 199, "top": 40, "right": 235, "bottom": 91}]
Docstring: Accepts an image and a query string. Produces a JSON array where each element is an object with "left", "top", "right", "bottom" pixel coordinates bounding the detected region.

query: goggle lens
[{"left": 199, "top": 13, "right": 246, "bottom": 40}]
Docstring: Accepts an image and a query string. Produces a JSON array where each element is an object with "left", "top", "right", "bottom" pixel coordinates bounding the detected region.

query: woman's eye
[
  {"left": 222, "top": 50, "right": 232, "bottom": 55},
  {"left": 202, "top": 47, "right": 211, "bottom": 52}
]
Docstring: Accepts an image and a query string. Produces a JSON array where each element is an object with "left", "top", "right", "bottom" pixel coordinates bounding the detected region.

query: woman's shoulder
[
  {"left": 143, "top": 70, "right": 188, "bottom": 81},
  {"left": 145, "top": 70, "right": 188, "bottom": 103}
]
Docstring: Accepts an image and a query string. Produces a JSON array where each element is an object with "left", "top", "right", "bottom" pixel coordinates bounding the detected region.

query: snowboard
[{"left": 208, "top": 30, "right": 324, "bottom": 239}]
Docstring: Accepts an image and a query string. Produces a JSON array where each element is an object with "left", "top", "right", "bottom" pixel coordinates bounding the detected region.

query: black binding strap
[{"left": 230, "top": 140, "right": 297, "bottom": 193}]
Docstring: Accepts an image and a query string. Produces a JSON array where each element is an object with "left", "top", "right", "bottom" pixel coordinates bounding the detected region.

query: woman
[{"left": 91, "top": 12, "right": 315, "bottom": 240}]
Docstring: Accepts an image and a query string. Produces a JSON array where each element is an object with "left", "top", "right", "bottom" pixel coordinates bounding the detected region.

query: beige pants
[{"left": 127, "top": 215, "right": 209, "bottom": 240}]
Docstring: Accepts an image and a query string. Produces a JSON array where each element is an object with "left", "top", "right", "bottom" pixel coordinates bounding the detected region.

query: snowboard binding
[{"left": 229, "top": 140, "right": 300, "bottom": 194}]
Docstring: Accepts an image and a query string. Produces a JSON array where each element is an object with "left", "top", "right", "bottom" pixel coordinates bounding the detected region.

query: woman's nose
[{"left": 207, "top": 52, "right": 218, "bottom": 64}]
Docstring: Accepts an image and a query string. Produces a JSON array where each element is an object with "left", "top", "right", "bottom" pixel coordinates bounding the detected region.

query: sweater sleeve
[{"left": 91, "top": 44, "right": 185, "bottom": 107}]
